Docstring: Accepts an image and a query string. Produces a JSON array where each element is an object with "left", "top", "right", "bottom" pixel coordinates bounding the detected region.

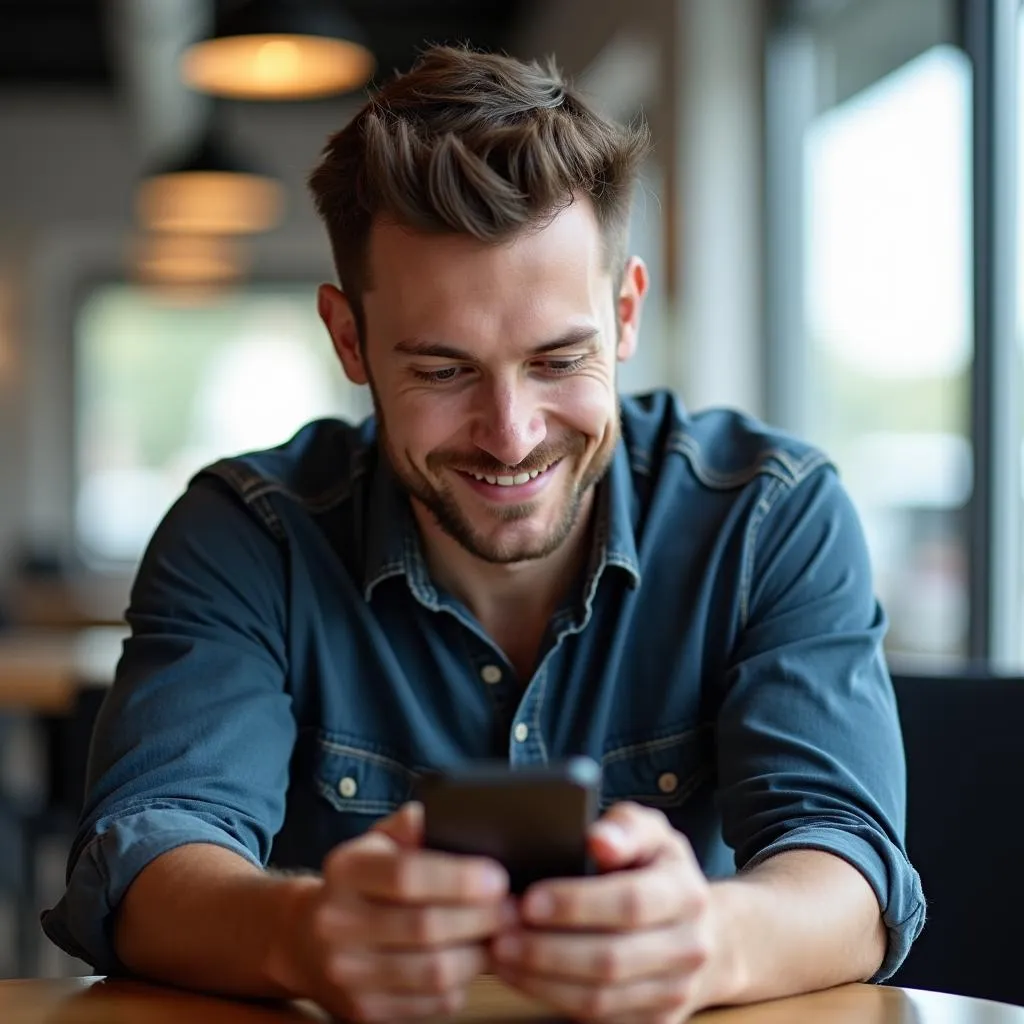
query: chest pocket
[
  {"left": 600, "top": 725, "right": 712, "bottom": 811},
  {"left": 315, "top": 733, "right": 420, "bottom": 817}
]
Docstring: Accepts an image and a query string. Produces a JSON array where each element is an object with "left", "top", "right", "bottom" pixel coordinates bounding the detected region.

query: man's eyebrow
[{"left": 393, "top": 326, "right": 601, "bottom": 360}]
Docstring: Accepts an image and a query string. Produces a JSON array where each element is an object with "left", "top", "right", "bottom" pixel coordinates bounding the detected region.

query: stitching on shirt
[
  {"left": 314, "top": 781, "right": 406, "bottom": 816},
  {"left": 739, "top": 476, "right": 787, "bottom": 629},
  {"left": 363, "top": 562, "right": 407, "bottom": 600},
  {"left": 600, "top": 772, "right": 704, "bottom": 809},
  {"left": 528, "top": 664, "right": 550, "bottom": 764},
  {"left": 666, "top": 433, "right": 830, "bottom": 491},
  {"left": 203, "top": 444, "right": 373, "bottom": 524},
  {"left": 317, "top": 739, "right": 422, "bottom": 782},
  {"left": 602, "top": 726, "right": 707, "bottom": 764},
  {"left": 627, "top": 443, "right": 653, "bottom": 477},
  {"left": 250, "top": 493, "right": 286, "bottom": 540}
]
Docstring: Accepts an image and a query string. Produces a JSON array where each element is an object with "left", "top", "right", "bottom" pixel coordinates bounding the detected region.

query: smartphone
[{"left": 416, "top": 756, "right": 601, "bottom": 895}]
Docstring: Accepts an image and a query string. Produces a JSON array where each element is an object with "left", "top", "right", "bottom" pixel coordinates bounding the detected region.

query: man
[{"left": 43, "top": 45, "right": 923, "bottom": 1022}]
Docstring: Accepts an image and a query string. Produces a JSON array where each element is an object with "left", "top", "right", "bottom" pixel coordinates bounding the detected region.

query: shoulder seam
[
  {"left": 666, "top": 431, "right": 832, "bottom": 491},
  {"left": 199, "top": 446, "right": 371, "bottom": 536}
]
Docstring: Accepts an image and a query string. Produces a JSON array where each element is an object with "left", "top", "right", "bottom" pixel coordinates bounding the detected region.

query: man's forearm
[
  {"left": 701, "top": 849, "right": 887, "bottom": 1008},
  {"left": 114, "top": 843, "right": 320, "bottom": 997}
]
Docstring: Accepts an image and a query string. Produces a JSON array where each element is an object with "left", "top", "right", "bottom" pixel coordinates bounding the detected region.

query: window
[
  {"left": 802, "top": 45, "right": 973, "bottom": 660},
  {"left": 74, "top": 282, "right": 370, "bottom": 566}
]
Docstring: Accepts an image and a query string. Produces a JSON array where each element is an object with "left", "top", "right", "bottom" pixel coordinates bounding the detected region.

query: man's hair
[{"left": 308, "top": 44, "right": 651, "bottom": 340}]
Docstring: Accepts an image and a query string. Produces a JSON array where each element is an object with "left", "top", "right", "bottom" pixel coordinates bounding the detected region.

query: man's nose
[{"left": 470, "top": 380, "right": 546, "bottom": 467}]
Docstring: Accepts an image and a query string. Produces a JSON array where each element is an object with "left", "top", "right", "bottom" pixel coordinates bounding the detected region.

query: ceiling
[{"left": 0, "top": 0, "right": 537, "bottom": 91}]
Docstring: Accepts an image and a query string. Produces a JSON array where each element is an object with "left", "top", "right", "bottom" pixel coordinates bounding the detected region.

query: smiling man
[{"left": 44, "top": 46, "right": 923, "bottom": 1024}]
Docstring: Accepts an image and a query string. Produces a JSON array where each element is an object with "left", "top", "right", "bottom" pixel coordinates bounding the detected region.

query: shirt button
[
  {"left": 480, "top": 664, "right": 503, "bottom": 685},
  {"left": 658, "top": 772, "right": 679, "bottom": 795},
  {"left": 338, "top": 777, "right": 358, "bottom": 799},
  {"left": 513, "top": 723, "right": 529, "bottom": 743}
]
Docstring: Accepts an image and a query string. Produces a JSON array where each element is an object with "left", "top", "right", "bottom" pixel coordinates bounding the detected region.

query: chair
[{"left": 888, "top": 671, "right": 1024, "bottom": 1006}]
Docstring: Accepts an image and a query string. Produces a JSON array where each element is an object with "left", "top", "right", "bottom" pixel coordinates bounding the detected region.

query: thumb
[
  {"left": 372, "top": 801, "right": 424, "bottom": 848},
  {"left": 587, "top": 802, "right": 669, "bottom": 871}
]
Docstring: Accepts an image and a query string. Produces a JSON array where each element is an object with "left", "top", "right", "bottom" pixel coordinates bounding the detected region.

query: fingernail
[
  {"left": 494, "top": 934, "right": 522, "bottom": 961},
  {"left": 593, "top": 820, "right": 629, "bottom": 848},
  {"left": 524, "top": 891, "right": 554, "bottom": 921},
  {"left": 482, "top": 866, "right": 508, "bottom": 894}
]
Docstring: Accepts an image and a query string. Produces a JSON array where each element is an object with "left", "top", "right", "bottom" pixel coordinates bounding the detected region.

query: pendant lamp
[
  {"left": 136, "top": 121, "right": 284, "bottom": 235},
  {"left": 180, "top": 0, "right": 375, "bottom": 101},
  {"left": 132, "top": 234, "right": 247, "bottom": 286}
]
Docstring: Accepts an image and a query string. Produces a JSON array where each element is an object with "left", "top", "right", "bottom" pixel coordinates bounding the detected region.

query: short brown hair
[{"left": 308, "top": 45, "right": 650, "bottom": 339}]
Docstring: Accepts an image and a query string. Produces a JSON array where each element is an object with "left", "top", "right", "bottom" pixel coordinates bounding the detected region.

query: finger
[
  {"left": 355, "top": 898, "right": 517, "bottom": 949},
  {"left": 493, "top": 964, "right": 697, "bottom": 1022},
  {"left": 588, "top": 804, "right": 682, "bottom": 871},
  {"left": 521, "top": 862, "right": 706, "bottom": 931},
  {"left": 328, "top": 844, "right": 509, "bottom": 904},
  {"left": 373, "top": 802, "right": 424, "bottom": 849},
  {"left": 328, "top": 943, "right": 488, "bottom": 996},
  {"left": 323, "top": 827, "right": 398, "bottom": 885},
  {"left": 491, "top": 923, "right": 708, "bottom": 985}
]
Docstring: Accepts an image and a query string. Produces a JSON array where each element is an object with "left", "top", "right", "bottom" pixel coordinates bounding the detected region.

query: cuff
[{"left": 41, "top": 807, "right": 261, "bottom": 972}]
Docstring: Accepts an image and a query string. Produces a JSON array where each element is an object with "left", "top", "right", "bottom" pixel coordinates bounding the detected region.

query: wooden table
[
  {"left": 0, "top": 625, "right": 126, "bottom": 712},
  {"left": 1, "top": 975, "right": 1022, "bottom": 1024}
]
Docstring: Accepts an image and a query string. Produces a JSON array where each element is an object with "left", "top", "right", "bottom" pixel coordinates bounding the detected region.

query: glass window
[
  {"left": 802, "top": 45, "right": 973, "bottom": 660},
  {"left": 74, "top": 282, "right": 370, "bottom": 567}
]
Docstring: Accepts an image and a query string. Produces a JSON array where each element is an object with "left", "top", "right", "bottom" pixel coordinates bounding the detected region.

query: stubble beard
[{"left": 371, "top": 389, "right": 619, "bottom": 565}]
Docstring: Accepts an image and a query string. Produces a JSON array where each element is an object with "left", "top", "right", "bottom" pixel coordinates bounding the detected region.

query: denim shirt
[{"left": 42, "top": 390, "right": 924, "bottom": 978}]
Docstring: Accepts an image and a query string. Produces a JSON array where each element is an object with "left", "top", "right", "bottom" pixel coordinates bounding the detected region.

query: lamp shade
[
  {"left": 136, "top": 125, "right": 284, "bottom": 235},
  {"left": 132, "top": 234, "right": 247, "bottom": 286},
  {"left": 180, "top": 0, "right": 375, "bottom": 100}
]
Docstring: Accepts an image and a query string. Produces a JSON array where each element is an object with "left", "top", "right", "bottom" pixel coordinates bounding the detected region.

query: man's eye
[
  {"left": 413, "top": 366, "right": 463, "bottom": 384},
  {"left": 540, "top": 357, "right": 587, "bottom": 374}
]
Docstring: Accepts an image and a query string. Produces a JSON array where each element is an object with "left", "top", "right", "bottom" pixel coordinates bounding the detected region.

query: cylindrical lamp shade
[
  {"left": 136, "top": 171, "right": 284, "bottom": 234},
  {"left": 182, "top": 33, "right": 374, "bottom": 100},
  {"left": 132, "top": 235, "right": 247, "bottom": 286}
]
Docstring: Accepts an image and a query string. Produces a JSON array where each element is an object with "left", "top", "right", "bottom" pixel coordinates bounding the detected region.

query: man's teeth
[{"left": 470, "top": 466, "right": 548, "bottom": 486}]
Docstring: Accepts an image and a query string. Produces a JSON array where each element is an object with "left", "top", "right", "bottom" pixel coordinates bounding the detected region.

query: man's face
[{"left": 320, "top": 200, "right": 646, "bottom": 565}]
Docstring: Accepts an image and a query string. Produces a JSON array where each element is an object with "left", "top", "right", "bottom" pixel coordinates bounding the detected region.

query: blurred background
[{"left": 0, "top": 0, "right": 1019, "bottom": 978}]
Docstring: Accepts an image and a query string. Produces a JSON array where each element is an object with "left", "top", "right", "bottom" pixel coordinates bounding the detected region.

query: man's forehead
[{"left": 364, "top": 200, "right": 606, "bottom": 280}]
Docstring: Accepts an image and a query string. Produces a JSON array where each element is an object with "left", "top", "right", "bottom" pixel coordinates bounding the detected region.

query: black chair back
[{"left": 889, "top": 671, "right": 1024, "bottom": 1005}]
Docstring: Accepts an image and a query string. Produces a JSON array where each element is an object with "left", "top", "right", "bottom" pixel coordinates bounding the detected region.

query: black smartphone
[{"left": 416, "top": 757, "right": 601, "bottom": 895}]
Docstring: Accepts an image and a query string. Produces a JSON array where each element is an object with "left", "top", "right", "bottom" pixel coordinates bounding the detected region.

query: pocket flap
[
  {"left": 315, "top": 735, "right": 419, "bottom": 815},
  {"left": 600, "top": 726, "right": 711, "bottom": 810}
]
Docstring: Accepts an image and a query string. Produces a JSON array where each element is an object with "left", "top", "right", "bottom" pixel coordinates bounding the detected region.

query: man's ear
[
  {"left": 616, "top": 257, "right": 649, "bottom": 363},
  {"left": 318, "top": 283, "right": 368, "bottom": 385}
]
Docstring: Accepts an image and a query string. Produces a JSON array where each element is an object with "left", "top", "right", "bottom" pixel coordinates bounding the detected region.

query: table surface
[
  {"left": 1, "top": 976, "right": 1022, "bottom": 1024},
  {"left": 0, "top": 625, "right": 127, "bottom": 711}
]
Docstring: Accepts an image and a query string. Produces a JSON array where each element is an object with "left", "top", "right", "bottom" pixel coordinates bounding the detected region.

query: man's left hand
[{"left": 491, "top": 802, "right": 721, "bottom": 1024}]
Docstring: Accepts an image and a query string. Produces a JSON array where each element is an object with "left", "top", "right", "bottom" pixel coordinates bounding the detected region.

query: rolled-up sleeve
[
  {"left": 718, "top": 466, "right": 925, "bottom": 981},
  {"left": 41, "top": 479, "right": 294, "bottom": 972}
]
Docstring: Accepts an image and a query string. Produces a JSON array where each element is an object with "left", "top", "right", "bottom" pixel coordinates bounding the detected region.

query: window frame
[{"left": 764, "top": 0, "right": 1021, "bottom": 667}]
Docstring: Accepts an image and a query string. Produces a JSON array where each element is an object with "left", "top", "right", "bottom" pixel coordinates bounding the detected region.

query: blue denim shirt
[{"left": 42, "top": 391, "right": 924, "bottom": 978}]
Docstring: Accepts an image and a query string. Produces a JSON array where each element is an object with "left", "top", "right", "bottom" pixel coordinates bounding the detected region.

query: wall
[{"left": 0, "top": 91, "right": 357, "bottom": 572}]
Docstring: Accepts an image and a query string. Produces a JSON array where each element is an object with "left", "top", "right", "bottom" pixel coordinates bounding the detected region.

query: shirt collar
[
  {"left": 362, "top": 452, "right": 424, "bottom": 600},
  {"left": 361, "top": 434, "right": 642, "bottom": 602}
]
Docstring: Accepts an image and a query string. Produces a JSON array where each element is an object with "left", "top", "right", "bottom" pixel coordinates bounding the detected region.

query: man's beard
[{"left": 371, "top": 391, "right": 618, "bottom": 565}]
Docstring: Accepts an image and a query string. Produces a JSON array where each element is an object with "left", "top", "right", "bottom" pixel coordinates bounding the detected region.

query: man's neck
[{"left": 411, "top": 493, "right": 595, "bottom": 672}]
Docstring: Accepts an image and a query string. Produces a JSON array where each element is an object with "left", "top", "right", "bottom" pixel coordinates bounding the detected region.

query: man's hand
[
  {"left": 268, "top": 803, "right": 514, "bottom": 1022},
  {"left": 491, "top": 802, "right": 722, "bottom": 1024}
]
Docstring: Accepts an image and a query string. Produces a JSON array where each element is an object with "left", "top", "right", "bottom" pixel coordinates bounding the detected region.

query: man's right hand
[{"left": 267, "top": 803, "right": 514, "bottom": 1022}]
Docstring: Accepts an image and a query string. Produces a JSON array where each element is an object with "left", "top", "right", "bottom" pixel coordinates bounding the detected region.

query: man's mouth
[{"left": 464, "top": 460, "right": 558, "bottom": 488}]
